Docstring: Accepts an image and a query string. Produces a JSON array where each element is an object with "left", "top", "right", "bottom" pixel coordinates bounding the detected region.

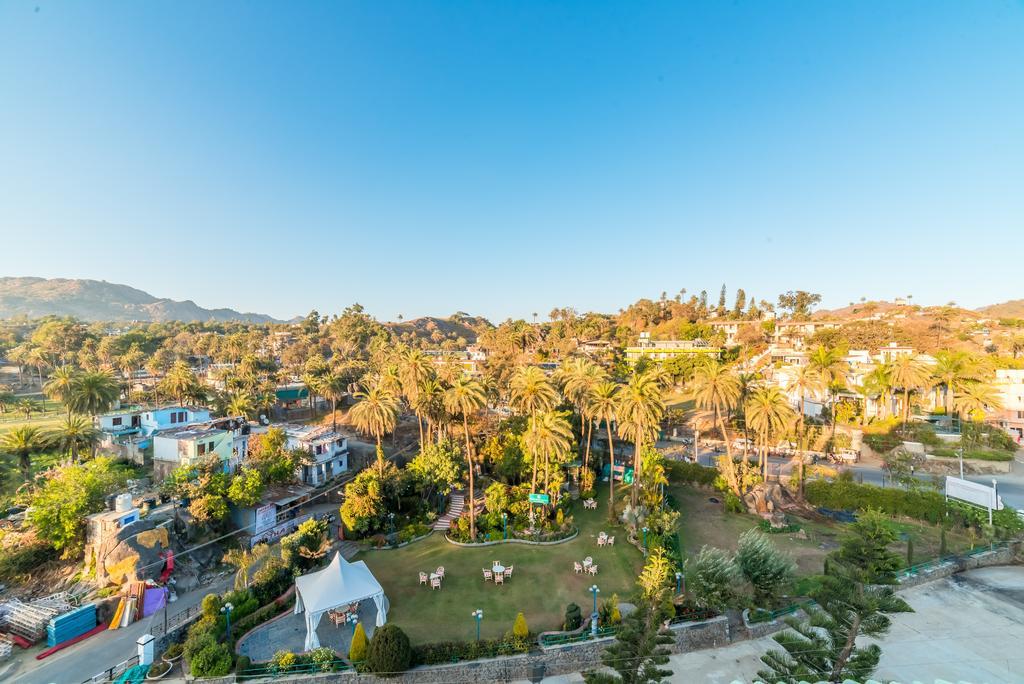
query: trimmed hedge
[
  {"left": 412, "top": 637, "right": 530, "bottom": 665},
  {"left": 804, "top": 478, "right": 945, "bottom": 524},
  {"left": 665, "top": 460, "right": 718, "bottom": 487}
]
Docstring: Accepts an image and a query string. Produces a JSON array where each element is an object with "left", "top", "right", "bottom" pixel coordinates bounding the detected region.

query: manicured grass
[
  {"left": 356, "top": 483, "right": 644, "bottom": 644},
  {"left": 670, "top": 482, "right": 980, "bottom": 577}
]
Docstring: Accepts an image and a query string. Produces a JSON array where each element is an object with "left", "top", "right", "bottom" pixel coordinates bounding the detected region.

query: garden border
[
  {"left": 361, "top": 529, "right": 435, "bottom": 551},
  {"left": 444, "top": 527, "right": 579, "bottom": 547}
]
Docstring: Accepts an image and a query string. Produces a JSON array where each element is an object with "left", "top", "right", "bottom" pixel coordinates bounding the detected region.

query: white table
[{"left": 492, "top": 564, "right": 506, "bottom": 575}]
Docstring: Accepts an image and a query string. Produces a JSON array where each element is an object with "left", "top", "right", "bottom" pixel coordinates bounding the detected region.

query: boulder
[
  {"left": 97, "top": 520, "right": 170, "bottom": 586},
  {"left": 741, "top": 482, "right": 801, "bottom": 517}
]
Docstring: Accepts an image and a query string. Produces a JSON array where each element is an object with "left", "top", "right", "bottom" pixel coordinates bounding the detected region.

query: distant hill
[
  {"left": 388, "top": 314, "right": 492, "bottom": 345},
  {"left": 978, "top": 300, "right": 1024, "bottom": 319},
  {"left": 0, "top": 277, "right": 281, "bottom": 323}
]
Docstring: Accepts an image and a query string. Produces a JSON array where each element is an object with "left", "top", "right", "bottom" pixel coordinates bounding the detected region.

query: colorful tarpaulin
[{"left": 141, "top": 588, "right": 167, "bottom": 617}]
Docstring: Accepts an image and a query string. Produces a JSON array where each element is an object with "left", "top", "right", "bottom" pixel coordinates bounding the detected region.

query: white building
[
  {"left": 285, "top": 425, "right": 349, "bottom": 486},
  {"left": 992, "top": 369, "right": 1024, "bottom": 442}
]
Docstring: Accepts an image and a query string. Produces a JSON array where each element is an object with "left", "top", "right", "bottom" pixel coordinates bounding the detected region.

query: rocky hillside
[
  {"left": 388, "top": 314, "right": 492, "bottom": 345},
  {"left": 0, "top": 277, "right": 280, "bottom": 323},
  {"left": 978, "top": 299, "right": 1024, "bottom": 319}
]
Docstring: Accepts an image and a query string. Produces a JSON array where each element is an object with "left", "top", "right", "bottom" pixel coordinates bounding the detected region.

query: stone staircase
[
  {"left": 432, "top": 492, "right": 465, "bottom": 531},
  {"left": 337, "top": 540, "right": 361, "bottom": 560}
]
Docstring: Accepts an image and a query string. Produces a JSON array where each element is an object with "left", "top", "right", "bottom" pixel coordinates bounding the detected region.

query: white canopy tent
[{"left": 293, "top": 551, "right": 389, "bottom": 651}]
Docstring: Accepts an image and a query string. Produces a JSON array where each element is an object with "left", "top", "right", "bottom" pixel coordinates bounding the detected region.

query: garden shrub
[
  {"left": 723, "top": 491, "right": 745, "bottom": 513},
  {"left": 735, "top": 530, "right": 795, "bottom": 607},
  {"left": 366, "top": 623, "right": 412, "bottom": 676},
  {"left": 183, "top": 624, "right": 218, "bottom": 663},
  {"left": 665, "top": 460, "right": 718, "bottom": 487},
  {"left": 200, "top": 593, "right": 222, "bottom": 618},
  {"left": 310, "top": 647, "right": 338, "bottom": 672},
  {"left": 250, "top": 556, "right": 292, "bottom": 604},
  {"left": 189, "top": 642, "right": 233, "bottom": 678},
  {"left": 349, "top": 622, "right": 368, "bottom": 662},
  {"left": 512, "top": 612, "right": 529, "bottom": 639},
  {"left": 163, "top": 642, "right": 183, "bottom": 660},
  {"left": 563, "top": 602, "right": 582, "bottom": 630},
  {"left": 271, "top": 650, "right": 297, "bottom": 671},
  {"left": 412, "top": 638, "right": 530, "bottom": 666}
]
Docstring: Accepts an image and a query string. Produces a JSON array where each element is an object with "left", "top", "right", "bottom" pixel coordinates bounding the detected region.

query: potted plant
[
  {"left": 162, "top": 642, "right": 183, "bottom": 662},
  {"left": 146, "top": 659, "right": 172, "bottom": 680}
]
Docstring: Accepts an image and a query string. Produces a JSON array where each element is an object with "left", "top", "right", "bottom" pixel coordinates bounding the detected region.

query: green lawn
[
  {"left": 357, "top": 483, "right": 644, "bottom": 644},
  {"left": 670, "top": 482, "right": 980, "bottom": 578}
]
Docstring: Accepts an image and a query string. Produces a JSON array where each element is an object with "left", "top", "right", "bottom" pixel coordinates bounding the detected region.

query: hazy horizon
[{"left": 2, "top": 2, "right": 1022, "bottom": 321}]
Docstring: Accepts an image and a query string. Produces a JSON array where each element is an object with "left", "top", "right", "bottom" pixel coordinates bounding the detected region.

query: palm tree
[
  {"left": 226, "top": 393, "right": 256, "bottom": 419},
  {"left": 745, "top": 386, "right": 796, "bottom": 479},
  {"left": 415, "top": 378, "right": 446, "bottom": 444},
  {"left": 444, "top": 376, "right": 488, "bottom": 539},
  {"left": 587, "top": 381, "right": 621, "bottom": 517},
  {"left": 508, "top": 366, "right": 559, "bottom": 493},
  {"left": 953, "top": 382, "right": 1003, "bottom": 423},
  {"left": 931, "top": 351, "right": 979, "bottom": 416},
  {"left": 0, "top": 426, "right": 51, "bottom": 479},
  {"left": 616, "top": 369, "right": 665, "bottom": 507},
  {"left": 348, "top": 384, "right": 400, "bottom": 472},
  {"left": 118, "top": 345, "right": 145, "bottom": 401},
  {"left": 399, "top": 349, "right": 435, "bottom": 446},
  {"left": 890, "top": 355, "right": 931, "bottom": 423},
  {"left": 808, "top": 346, "right": 847, "bottom": 448},
  {"left": 692, "top": 361, "right": 742, "bottom": 495},
  {"left": 556, "top": 358, "right": 606, "bottom": 473},
  {"left": 43, "top": 366, "right": 80, "bottom": 418},
  {"left": 161, "top": 361, "right": 198, "bottom": 406},
  {"left": 789, "top": 364, "right": 825, "bottom": 454},
  {"left": 0, "top": 385, "right": 13, "bottom": 414},
  {"left": 525, "top": 410, "right": 574, "bottom": 505},
  {"left": 49, "top": 415, "right": 100, "bottom": 462},
  {"left": 317, "top": 372, "right": 348, "bottom": 432},
  {"left": 68, "top": 370, "right": 121, "bottom": 416},
  {"left": 222, "top": 544, "right": 273, "bottom": 590},
  {"left": 864, "top": 361, "right": 894, "bottom": 420},
  {"left": 16, "top": 398, "right": 42, "bottom": 420}
]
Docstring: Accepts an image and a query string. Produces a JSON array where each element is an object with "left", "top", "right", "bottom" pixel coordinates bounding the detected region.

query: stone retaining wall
[{"left": 897, "top": 542, "right": 1019, "bottom": 589}]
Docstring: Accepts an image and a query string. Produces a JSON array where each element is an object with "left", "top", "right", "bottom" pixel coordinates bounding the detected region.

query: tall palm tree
[
  {"left": 415, "top": 378, "right": 446, "bottom": 444},
  {"left": 556, "top": 358, "right": 606, "bottom": 472},
  {"left": 0, "top": 426, "right": 51, "bottom": 479},
  {"left": 118, "top": 345, "right": 145, "bottom": 401},
  {"left": 864, "top": 361, "right": 894, "bottom": 420},
  {"left": 317, "top": 372, "right": 348, "bottom": 432},
  {"left": 789, "top": 364, "right": 825, "bottom": 454},
  {"left": 587, "top": 381, "right": 621, "bottom": 516},
  {"left": 807, "top": 346, "right": 847, "bottom": 447},
  {"left": 222, "top": 544, "right": 273, "bottom": 590},
  {"left": 744, "top": 386, "right": 796, "bottom": 479},
  {"left": 931, "top": 351, "right": 979, "bottom": 416},
  {"left": 889, "top": 355, "right": 932, "bottom": 423},
  {"left": 68, "top": 370, "right": 121, "bottom": 417},
  {"left": 349, "top": 384, "right": 400, "bottom": 473},
  {"left": 692, "top": 361, "right": 742, "bottom": 495},
  {"left": 616, "top": 369, "right": 665, "bottom": 507},
  {"left": 508, "top": 366, "right": 559, "bottom": 493},
  {"left": 399, "top": 349, "right": 435, "bottom": 446},
  {"left": 525, "top": 410, "right": 574, "bottom": 504},
  {"left": 43, "top": 366, "right": 80, "bottom": 418},
  {"left": 443, "top": 376, "right": 488, "bottom": 539},
  {"left": 49, "top": 415, "right": 101, "bottom": 462}
]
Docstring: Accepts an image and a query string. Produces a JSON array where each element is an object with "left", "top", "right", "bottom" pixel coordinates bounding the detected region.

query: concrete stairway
[{"left": 432, "top": 492, "right": 465, "bottom": 531}]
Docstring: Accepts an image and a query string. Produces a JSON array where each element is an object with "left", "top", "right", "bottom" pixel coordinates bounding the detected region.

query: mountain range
[{"left": 0, "top": 277, "right": 281, "bottom": 323}]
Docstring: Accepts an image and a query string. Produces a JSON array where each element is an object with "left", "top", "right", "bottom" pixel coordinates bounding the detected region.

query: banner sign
[
  {"left": 254, "top": 504, "right": 277, "bottom": 534},
  {"left": 528, "top": 493, "right": 550, "bottom": 504}
]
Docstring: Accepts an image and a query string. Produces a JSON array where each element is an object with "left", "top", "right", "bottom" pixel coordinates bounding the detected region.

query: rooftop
[{"left": 155, "top": 426, "right": 227, "bottom": 440}]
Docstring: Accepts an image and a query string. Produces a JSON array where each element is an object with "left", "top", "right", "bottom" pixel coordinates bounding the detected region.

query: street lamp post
[
  {"left": 347, "top": 612, "right": 359, "bottom": 636},
  {"left": 220, "top": 602, "right": 234, "bottom": 643},
  {"left": 958, "top": 445, "right": 965, "bottom": 479},
  {"left": 502, "top": 512, "right": 508, "bottom": 540},
  {"left": 642, "top": 526, "right": 649, "bottom": 551},
  {"left": 589, "top": 585, "right": 600, "bottom": 636},
  {"left": 388, "top": 512, "right": 396, "bottom": 541},
  {"left": 675, "top": 571, "right": 683, "bottom": 596},
  {"left": 472, "top": 609, "right": 483, "bottom": 641}
]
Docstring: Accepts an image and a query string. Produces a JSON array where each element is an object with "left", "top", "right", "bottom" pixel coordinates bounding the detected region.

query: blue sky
[{"left": 1, "top": 2, "right": 1022, "bottom": 322}]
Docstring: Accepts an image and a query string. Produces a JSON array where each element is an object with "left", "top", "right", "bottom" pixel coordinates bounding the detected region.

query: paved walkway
[
  {"left": 530, "top": 565, "right": 1024, "bottom": 683},
  {"left": 236, "top": 599, "right": 378, "bottom": 661}
]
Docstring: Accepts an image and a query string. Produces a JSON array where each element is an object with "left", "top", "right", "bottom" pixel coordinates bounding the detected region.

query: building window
[
  {"left": 179, "top": 411, "right": 186, "bottom": 423},
  {"left": 198, "top": 443, "right": 206, "bottom": 455},
  {"left": 209, "top": 441, "right": 216, "bottom": 453},
  {"left": 170, "top": 412, "right": 178, "bottom": 424},
  {"left": 112, "top": 417, "right": 123, "bottom": 426}
]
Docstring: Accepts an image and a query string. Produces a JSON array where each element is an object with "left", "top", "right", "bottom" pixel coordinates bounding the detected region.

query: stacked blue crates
[{"left": 46, "top": 604, "right": 97, "bottom": 648}]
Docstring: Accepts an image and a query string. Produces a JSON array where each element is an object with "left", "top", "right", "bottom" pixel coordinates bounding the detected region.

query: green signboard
[{"left": 528, "top": 493, "right": 550, "bottom": 505}]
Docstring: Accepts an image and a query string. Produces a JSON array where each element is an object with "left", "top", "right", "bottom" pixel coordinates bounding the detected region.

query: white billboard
[
  {"left": 254, "top": 503, "right": 277, "bottom": 534},
  {"left": 945, "top": 476, "right": 1003, "bottom": 511}
]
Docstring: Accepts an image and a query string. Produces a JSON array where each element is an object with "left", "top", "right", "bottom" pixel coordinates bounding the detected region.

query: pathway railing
[
  {"left": 238, "top": 660, "right": 351, "bottom": 680},
  {"left": 898, "top": 541, "right": 1011, "bottom": 579}
]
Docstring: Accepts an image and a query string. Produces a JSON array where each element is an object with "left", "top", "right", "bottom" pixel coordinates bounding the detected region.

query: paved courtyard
[
  {"left": 534, "top": 565, "right": 1024, "bottom": 684},
  {"left": 236, "top": 599, "right": 379, "bottom": 661}
]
